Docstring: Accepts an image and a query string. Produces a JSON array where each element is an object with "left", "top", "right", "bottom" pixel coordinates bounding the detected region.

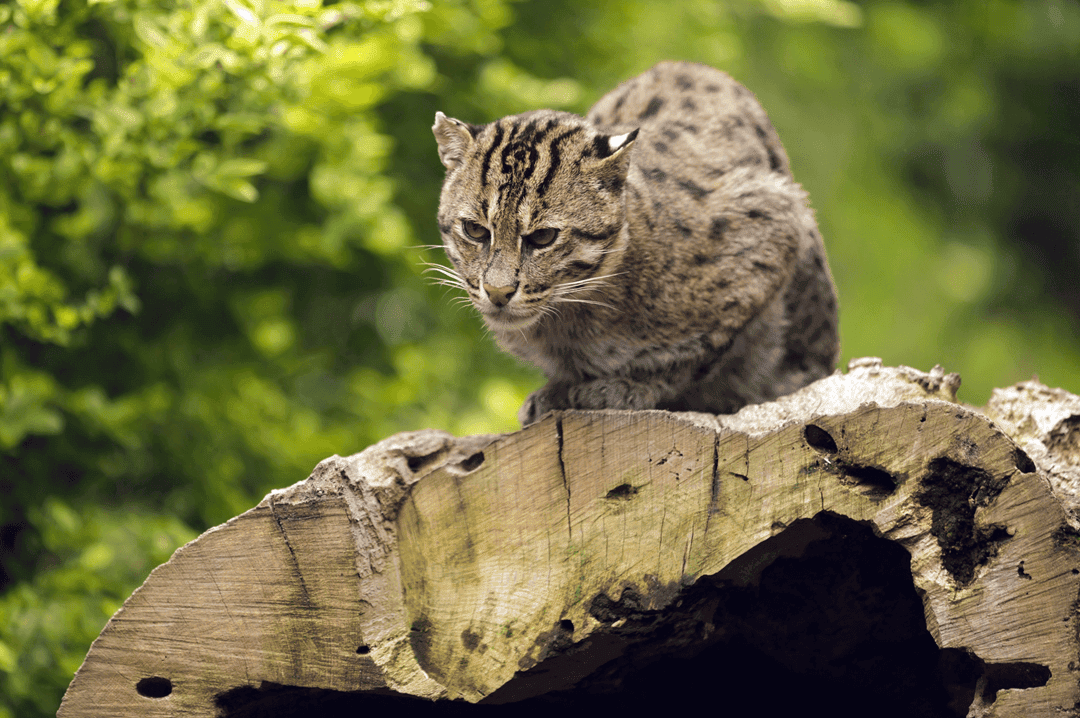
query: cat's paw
[
  {"left": 518, "top": 383, "right": 571, "bottom": 427},
  {"left": 519, "top": 379, "right": 660, "bottom": 425},
  {"left": 568, "top": 378, "right": 659, "bottom": 411}
]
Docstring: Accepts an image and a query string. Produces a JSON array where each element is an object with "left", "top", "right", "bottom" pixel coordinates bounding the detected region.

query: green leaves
[
  {"left": 193, "top": 156, "right": 269, "bottom": 202},
  {"left": 0, "top": 2, "right": 527, "bottom": 716},
  {"left": 0, "top": 368, "right": 62, "bottom": 450},
  {"left": 0, "top": 500, "right": 196, "bottom": 718}
]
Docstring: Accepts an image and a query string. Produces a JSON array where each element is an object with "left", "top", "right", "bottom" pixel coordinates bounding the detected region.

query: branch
[{"left": 58, "top": 359, "right": 1080, "bottom": 717}]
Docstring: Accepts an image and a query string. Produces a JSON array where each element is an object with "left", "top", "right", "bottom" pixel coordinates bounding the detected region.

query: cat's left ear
[
  {"left": 589, "top": 128, "right": 638, "bottom": 187},
  {"left": 433, "top": 112, "right": 478, "bottom": 170},
  {"left": 591, "top": 128, "right": 640, "bottom": 161}
]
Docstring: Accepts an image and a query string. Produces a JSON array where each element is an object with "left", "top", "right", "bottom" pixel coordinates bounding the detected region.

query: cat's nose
[{"left": 483, "top": 282, "right": 518, "bottom": 307}]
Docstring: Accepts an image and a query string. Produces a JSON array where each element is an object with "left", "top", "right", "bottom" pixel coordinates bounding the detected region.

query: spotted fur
[{"left": 432, "top": 61, "right": 839, "bottom": 425}]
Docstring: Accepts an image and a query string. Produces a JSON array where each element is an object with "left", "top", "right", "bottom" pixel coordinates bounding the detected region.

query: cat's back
[{"left": 586, "top": 61, "right": 792, "bottom": 179}]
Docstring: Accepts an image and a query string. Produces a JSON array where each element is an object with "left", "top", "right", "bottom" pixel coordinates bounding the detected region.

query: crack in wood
[
  {"left": 704, "top": 432, "right": 720, "bottom": 536},
  {"left": 269, "top": 495, "right": 312, "bottom": 606},
  {"left": 556, "top": 416, "right": 571, "bottom": 542}
]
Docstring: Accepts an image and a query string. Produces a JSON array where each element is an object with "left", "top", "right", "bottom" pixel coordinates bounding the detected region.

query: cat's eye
[
  {"left": 523, "top": 228, "right": 559, "bottom": 248},
  {"left": 461, "top": 220, "right": 490, "bottom": 242}
]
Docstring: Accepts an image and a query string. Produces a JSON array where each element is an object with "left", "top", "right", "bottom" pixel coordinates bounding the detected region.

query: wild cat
[{"left": 431, "top": 61, "right": 839, "bottom": 426}]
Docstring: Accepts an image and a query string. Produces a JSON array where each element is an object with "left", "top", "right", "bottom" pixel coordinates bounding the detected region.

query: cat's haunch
[{"left": 433, "top": 61, "right": 839, "bottom": 426}]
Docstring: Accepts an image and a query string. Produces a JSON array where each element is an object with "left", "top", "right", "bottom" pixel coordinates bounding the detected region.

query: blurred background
[{"left": 1, "top": 0, "right": 1077, "bottom": 714}]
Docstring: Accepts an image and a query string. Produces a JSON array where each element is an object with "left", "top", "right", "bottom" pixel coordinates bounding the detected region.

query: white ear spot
[{"left": 609, "top": 132, "right": 632, "bottom": 153}]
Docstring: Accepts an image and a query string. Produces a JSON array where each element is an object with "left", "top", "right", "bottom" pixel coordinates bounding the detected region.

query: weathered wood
[{"left": 58, "top": 358, "right": 1080, "bottom": 717}]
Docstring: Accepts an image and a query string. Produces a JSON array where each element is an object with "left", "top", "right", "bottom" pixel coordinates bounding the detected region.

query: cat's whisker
[
  {"left": 446, "top": 301, "right": 474, "bottom": 317},
  {"left": 551, "top": 286, "right": 615, "bottom": 308},
  {"left": 557, "top": 271, "right": 625, "bottom": 288},
  {"left": 426, "top": 273, "right": 466, "bottom": 285},
  {"left": 429, "top": 280, "right": 471, "bottom": 294},
  {"left": 433, "top": 282, "right": 469, "bottom": 293},
  {"left": 421, "top": 270, "right": 458, "bottom": 280},
  {"left": 433, "top": 286, "right": 472, "bottom": 308},
  {"left": 421, "top": 262, "right": 462, "bottom": 276},
  {"left": 595, "top": 246, "right": 627, "bottom": 256},
  {"left": 553, "top": 296, "right": 617, "bottom": 311},
  {"left": 552, "top": 273, "right": 624, "bottom": 299},
  {"left": 553, "top": 284, "right": 611, "bottom": 299},
  {"left": 424, "top": 274, "right": 466, "bottom": 287},
  {"left": 423, "top": 265, "right": 470, "bottom": 292},
  {"left": 537, "top": 304, "right": 559, "bottom": 319}
]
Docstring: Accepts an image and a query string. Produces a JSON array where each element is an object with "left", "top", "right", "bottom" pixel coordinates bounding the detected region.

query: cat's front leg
[
  {"left": 519, "top": 378, "right": 661, "bottom": 426},
  {"left": 518, "top": 382, "right": 572, "bottom": 426},
  {"left": 567, "top": 378, "right": 660, "bottom": 412}
]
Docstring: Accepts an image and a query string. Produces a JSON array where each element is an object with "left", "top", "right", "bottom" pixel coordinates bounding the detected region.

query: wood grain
[{"left": 58, "top": 360, "right": 1080, "bottom": 717}]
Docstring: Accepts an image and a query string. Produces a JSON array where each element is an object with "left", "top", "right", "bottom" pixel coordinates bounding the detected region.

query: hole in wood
[
  {"left": 804, "top": 424, "right": 838, "bottom": 453},
  {"left": 356, "top": 645, "right": 370, "bottom": 655},
  {"left": 558, "top": 619, "right": 574, "bottom": 633},
  {"left": 459, "top": 451, "right": 484, "bottom": 472},
  {"left": 136, "top": 676, "right": 172, "bottom": 699},
  {"left": 842, "top": 463, "right": 898, "bottom": 495},
  {"left": 481, "top": 512, "right": 979, "bottom": 716},
  {"left": 604, "top": 483, "right": 638, "bottom": 500},
  {"left": 406, "top": 449, "right": 445, "bottom": 473},
  {"left": 1013, "top": 447, "right": 1035, "bottom": 474},
  {"left": 917, "top": 458, "right": 1011, "bottom": 585},
  {"left": 980, "top": 661, "right": 1051, "bottom": 701}
]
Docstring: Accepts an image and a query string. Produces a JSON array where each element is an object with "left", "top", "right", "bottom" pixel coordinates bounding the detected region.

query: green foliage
[
  {"left": 1, "top": 1, "right": 532, "bottom": 715},
  {"left": 1, "top": 1, "right": 1077, "bottom": 716},
  {"left": 0, "top": 500, "right": 194, "bottom": 718}
]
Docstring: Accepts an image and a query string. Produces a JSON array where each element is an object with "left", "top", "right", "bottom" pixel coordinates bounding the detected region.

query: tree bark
[{"left": 58, "top": 358, "right": 1080, "bottom": 717}]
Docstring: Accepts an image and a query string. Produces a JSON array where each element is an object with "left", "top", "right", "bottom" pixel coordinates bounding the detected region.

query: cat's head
[{"left": 432, "top": 109, "right": 637, "bottom": 332}]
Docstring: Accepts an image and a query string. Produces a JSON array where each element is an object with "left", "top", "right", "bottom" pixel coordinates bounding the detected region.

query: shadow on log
[{"left": 58, "top": 359, "right": 1080, "bottom": 718}]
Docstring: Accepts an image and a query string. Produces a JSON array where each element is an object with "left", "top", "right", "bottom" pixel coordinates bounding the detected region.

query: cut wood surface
[{"left": 58, "top": 358, "right": 1080, "bottom": 717}]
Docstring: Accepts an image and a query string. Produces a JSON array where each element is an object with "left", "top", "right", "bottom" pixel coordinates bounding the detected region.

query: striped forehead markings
[
  {"left": 536, "top": 126, "right": 584, "bottom": 200},
  {"left": 479, "top": 118, "right": 584, "bottom": 197},
  {"left": 479, "top": 123, "right": 505, "bottom": 189},
  {"left": 500, "top": 138, "right": 540, "bottom": 180}
]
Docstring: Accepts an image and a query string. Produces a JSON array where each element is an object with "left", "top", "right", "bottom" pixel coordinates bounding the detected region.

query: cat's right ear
[{"left": 433, "top": 112, "right": 478, "bottom": 171}]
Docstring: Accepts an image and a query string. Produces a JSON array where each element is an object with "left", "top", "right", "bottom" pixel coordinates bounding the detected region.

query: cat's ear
[
  {"left": 589, "top": 128, "right": 638, "bottom": 189},
  {"left": 606, "top": 128, "right": 639, "bottom": 157},
  {"left": 433, "top": 112, "right": 478, "bottom": 170},
  {"left": 591, "top": 128, "right": 640, "bottom": 161}
]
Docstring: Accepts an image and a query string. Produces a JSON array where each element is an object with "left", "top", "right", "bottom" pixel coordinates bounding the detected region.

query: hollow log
[{"left": 58, "top": 358, "right": 1080, "bottom": 717}]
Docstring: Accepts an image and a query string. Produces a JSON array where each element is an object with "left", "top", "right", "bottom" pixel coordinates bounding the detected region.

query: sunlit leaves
[
  {"left": 760, "top": 0, "right": 863, "bottom": 28},
  {"left": 0, "top": 3, "right": 515, "bottom": 717},
  {"left": 477, "top": 58, "right": 583, "bottom": 112}
]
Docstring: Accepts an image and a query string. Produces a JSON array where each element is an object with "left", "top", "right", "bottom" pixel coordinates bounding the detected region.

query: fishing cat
[{"left": 432, "top": 61, "right": 839, "bottom": 426}]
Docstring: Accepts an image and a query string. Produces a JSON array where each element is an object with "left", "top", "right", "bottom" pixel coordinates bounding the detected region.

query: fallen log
[{"left": 58, "top": 358, "right": 1080, "bottom": 717}]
